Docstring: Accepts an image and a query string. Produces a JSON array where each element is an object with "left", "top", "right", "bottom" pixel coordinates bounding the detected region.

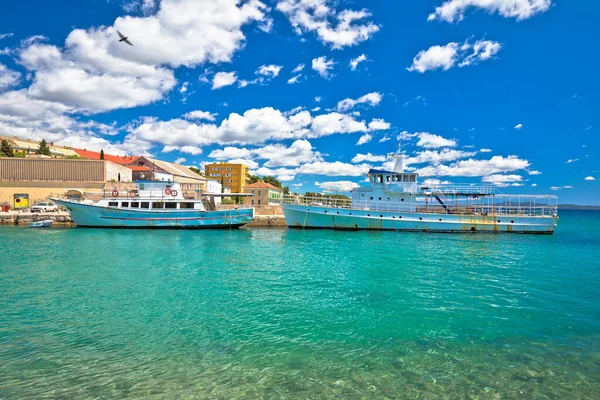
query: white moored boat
[
  {"left": 51, "top": 181, "right": 254, "bottom": 229},
  {"left": 282, "top": 155, "right": 558, "bottom": 234}
]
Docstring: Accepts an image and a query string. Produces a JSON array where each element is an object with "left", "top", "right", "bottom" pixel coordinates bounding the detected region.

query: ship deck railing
[{"left": 282, "top": 195, "right": 558, "bottom": 217}]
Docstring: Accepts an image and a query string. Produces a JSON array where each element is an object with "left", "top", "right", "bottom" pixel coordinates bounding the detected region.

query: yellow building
[
  {"left": 204, "top": 162, "right": 249, "bottom": 193},
  {"left": 243, "top": 182, "right": 283, "bottom": 206}
]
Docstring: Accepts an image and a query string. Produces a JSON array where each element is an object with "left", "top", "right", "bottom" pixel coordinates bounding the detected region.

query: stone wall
[{"left": 219, "top": 204, "right": 283, "bottom": 216}]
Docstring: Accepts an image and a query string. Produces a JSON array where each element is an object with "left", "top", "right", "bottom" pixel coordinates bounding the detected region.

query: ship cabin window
[
  {"left": 165, "top": 202, "right": 177, "bottom": 209},
  {"left": 108, "top": 201, "right": 118, "bottom": 207},
  {"left": 379, "top": 175, "right": 384, "bottom": 183},
  {"left": 410, "top": 175, "right": 416, "bottom": 182},
  {"left": 153, "top": 202, "right": 165, "bottom": 209},
  {"left": 386, "top": 175, "right": 391, "bottom": 182},
  {"left": 141, "top": 202, "right": 150, "bottom": 209},
  {"left": 403, "top": 175, "right": 409, "bottom": 182},
  {"left": 121, "top": 202, "right": 129, "bottom": 208},
  {"left": 130, "top": 202, "right": 139, "bottom": 208},
  {"left": 180, "top": 202, "right": 194, "bottom": 209}
]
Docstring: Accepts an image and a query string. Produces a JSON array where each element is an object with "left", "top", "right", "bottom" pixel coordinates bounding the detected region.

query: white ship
[{"left": 282, "top": 155, "right": 558, "bottom": 234}]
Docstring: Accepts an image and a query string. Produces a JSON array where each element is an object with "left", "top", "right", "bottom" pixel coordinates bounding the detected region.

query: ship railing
[
  {"left": 423, "top": 184, "right": 499, "bottom": 195},
  {"left": 283, "top": 195, "right": 558, "bottom": 217}
]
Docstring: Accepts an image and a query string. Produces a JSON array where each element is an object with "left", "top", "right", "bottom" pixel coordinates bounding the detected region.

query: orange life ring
[
  {"left": 165, "top": 188, "right": 172, "bottom": 195},
  {"left": 112, "top": 190, "right": 119, "bottom": 197},
  {"left": 171, "top": 190, "right": 178, "bottom": 197},
  {"left": 129, "top": 191, "right": 136, "bottom": 198}
]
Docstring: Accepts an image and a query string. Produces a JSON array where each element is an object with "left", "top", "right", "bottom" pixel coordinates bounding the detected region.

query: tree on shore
[
  {"left": 0, "top": 139, "right": 14, "bottom": 157},
  {"left": 100, "top": 149, "right": 105, "bottom": 160},
  {"left": 189, "top": 166, "right": 205, "bottom": 176},
  {"left": 37, "top": 139, "right": 51, "bottom": 156}
]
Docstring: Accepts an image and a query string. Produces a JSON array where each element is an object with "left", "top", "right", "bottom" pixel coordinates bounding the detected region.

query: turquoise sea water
[{"left": 1, "top": 210, "right": 599, "bottom": 399}]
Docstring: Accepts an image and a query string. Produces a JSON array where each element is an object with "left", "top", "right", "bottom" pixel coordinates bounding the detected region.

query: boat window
[
  {"left": 410, "top": 175, "right": 416, "bottom": 182},
  {"left": 379, "top": 175, "right": 383, "bottom": 183},
  {"left": 153, "top": 202, "right": 165, "bottom": 209},
  {"left": 131, "top": 202, "right": 139, "bottom": 208},
  {"left": 165, "top": 202, "right": 177, "bottom": 209},
  {"left": 121, "top": 202, "right": 129, "bottom": 207},
  {"left": 386, "top": 175, "right": 390, "bottom": 182},
  {"left": 140, "top": 184, "right": 144, "bottom": 189},
  {"left": 141, "top": 202, "right": 150, "bottom": 209},
  {"left": 108, "top": 202, "right": 118, "bottom": 207},
  {"left": 403, "top": 175, "right": 409, "bottom": 182},
  {"left": 180, "top": 202, "right": 194, "bottom": 209}
]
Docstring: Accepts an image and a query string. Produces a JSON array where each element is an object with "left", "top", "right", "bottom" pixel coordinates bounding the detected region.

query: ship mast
[{"left": 392, "top": 135, "right": 404, "bottom": 173}]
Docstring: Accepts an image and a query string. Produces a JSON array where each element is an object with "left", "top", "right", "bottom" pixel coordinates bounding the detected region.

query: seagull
[{"left": 117, "top": 30, "right": 133, "bottom": 46}]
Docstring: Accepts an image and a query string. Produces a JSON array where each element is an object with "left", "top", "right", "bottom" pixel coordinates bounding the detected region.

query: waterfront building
[
  {"left": 71, "top": 148, "right": 140, "bottom": 165},
  {"left": 243, "top": 182, "right": 283, "bottom": 206},
  {"left": 0, "top": 136, "right": 80, "bottom": 158},
  {"left": 206, "top": 178, "right": 224, "bottom": 205},
  {"left": 204, "top": 162, "right": 249, "bottom": 194},
  {"left": 0, "top": 158, "right": 133, "bottom": 207},
  {"left": 129, "top": 157, "right": 208, "bottom": 197}
]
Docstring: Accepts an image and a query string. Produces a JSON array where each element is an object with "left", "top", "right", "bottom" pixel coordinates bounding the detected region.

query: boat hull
[
  {"left": 282, "top": 204, "right": 557, "bottom": 234},
  {"left": 52, "top": 199, "right": 254, "bottom": 229}
]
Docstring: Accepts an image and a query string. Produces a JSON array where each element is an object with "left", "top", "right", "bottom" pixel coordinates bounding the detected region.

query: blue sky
[{"left": 0, "top": 0, "right": 598, "bottom": 204}]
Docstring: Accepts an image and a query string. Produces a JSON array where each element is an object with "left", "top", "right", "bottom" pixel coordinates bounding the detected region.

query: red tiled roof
[
  {"left": 127, "top": 166, "right": 151, "bottom": 171},
  {"left": 245, "top": 181, "right": 283, "bottom": 191},
  {"left": 71, "top": 148, "right": 140, "bottom": 165}
]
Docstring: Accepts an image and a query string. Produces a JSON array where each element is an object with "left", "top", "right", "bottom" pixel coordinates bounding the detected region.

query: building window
[
  {"left": 258, "top": 199, "right": 261, "bottom": 205},
  {"left": 258, "top": 190, "right": 261, "bottom": 196},
  {"left": 251, "top": 199, "right": 254, "bottom": 205}
]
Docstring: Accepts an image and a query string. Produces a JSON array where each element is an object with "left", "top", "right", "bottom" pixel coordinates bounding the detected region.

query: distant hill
[{"left": 558, "top": 204, "right": 600, "bottom": 210}]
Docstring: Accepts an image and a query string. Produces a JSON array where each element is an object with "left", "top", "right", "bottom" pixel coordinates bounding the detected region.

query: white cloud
[
  {"left": 287, "top": 75, "right": 301, "bottom": 84},
  {"left": 349, "top": 54, "right": 367, "bottom": 70},
  {"left": 480, "top": 148, "right": 492, "bottom": 153},
  {"left": 312, "top": 56, "right": 335, "bottom": 78},
  {"left": 336, "top": 92, "right": 382, "bottom": 112},
  {"left": 551, "top": 186, "right": 572, "bottom": 191},
  {"left": 315, "top": 96, "right": 322, "bottom": 103},
  {"left": 514, "top": 123, "right": 523, "bottom": 130},
  {"left": 531, "top": 183, "right": 537, "bottom": 187},
  {"left": 415, "top": 155, "right": 530, "bottom": 177},
  {"left": 212, "top": 72, "right": 237, "bottom": 89},
  {"left": 292, "top": 63, "right": 305, "bottom": 73},
  {"left": 368, "top": 119, "right": 390, "bottom": 131},
  {"left": 405, "top": 149, "right": 476, "bottom": 166},
  {"left": 528, "top": 170, "right": 541, "bottom": 175},
  {"left": 15, "top": 0, "right": 269, "bottom": 113},
  {"left": 482, "top": 174, "right": 523, "bottom": 187},
  {"left": 298, "top": 161, "right": 370, "bottom": 176},
  {"left": 179, "top": 145, "right": 203, "bottom": 155},
  {"left": 0, "top": 64, "right": 20, "bottom": 90},
  {"left": 585, "top": 176, "right": 595, "bottom": 181},
  {"left": 0, "top": 33, "right": 13, "bottom": 40},
  {"left": 352, "top": 153, "right": 387, "bottom": 163},
  {"left": 256, "top": 64, "right": 283, "bottom": 78},
  {"left": 316, "top": 180, "right": 359, "bottom": 192},
  {"left": 277, "top": 0, "right": 379, "bottom": 49},
  {"left": 174, "top": 157, "right": 186, "bottom": 164},
  {"left": 356, "top": 133, "right": 372, "bottom": 146},
  {"left": 184, "top": 110, "right": 217, "bottom": 121},
  {"left": 566, "top": 158, "right": 579, "bottom": 164},
  {"left": 408, "top": 39, "right": 501, "bottom": 73},
  {"left": 416, "top": 132, "right": 457, "bottom": 148},
  {"left": 428, "top": 0, "right": 551, "bottom": 23},
  {"left": 211, "top": 140, "right": 322, "bottom": 168},
  {"left": 228, "top": 158, "right": 259, "bottom": 169},
  {"left": 379, "top": 136, "right": 391, "bottom": 143}
]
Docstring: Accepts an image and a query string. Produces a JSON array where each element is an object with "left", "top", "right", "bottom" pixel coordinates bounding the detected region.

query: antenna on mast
[{"left": 392, "top": 133, "right": 404, "bottom": 173}]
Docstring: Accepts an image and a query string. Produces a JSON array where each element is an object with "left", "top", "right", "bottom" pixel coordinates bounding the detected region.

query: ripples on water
[{"left": 1, "top": 210, "right": 599, "bottom": 399}]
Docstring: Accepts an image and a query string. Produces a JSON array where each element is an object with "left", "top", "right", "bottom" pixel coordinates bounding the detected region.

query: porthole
[
  {"left": 349, "top": 213, "right": 352, "bottom": 216},
  {"left": 399, "top": 216, "right": 402, "bottom": 219},
  {"left": 439, "top": 218, "right": 442, "bottom": 222},
  {"left": 380, "top": 215, "right": 383, "bottom": 218},
  {"left": 497, "top": 220, "right": 501, "bottom": 223},
  {"left": 511, "top": 220, "right": 514, "bottom": 224},
  {"left": 370, "top": 197, "right": 373, "bottom": 200},
  {"left": 336, "top": 211, "right": 339, "bottom": 214},
  {"left": 393, "top": 216, "right": 396, "bottom": 219},
  {"left": 378, "top": 197, "right": 382, "bottom": 201},
  {"left": 419, "top": 217, "right": 423, "bottom": 221},
  {"left": 401, "top": 198, "right": 404, "bottom": 202},
  {"left": 368, "top": 214, "right": 370, "bottom": 217},
  {"left": 470, "top": 227, "right": 476, "bottom": 232},
  {"left": 324, "top": 210, "right": 327, "bottom": 213}
]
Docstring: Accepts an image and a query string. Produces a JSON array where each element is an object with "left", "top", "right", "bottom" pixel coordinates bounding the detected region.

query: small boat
[
  {"left": 29, "top": 220, "right": 52, "bottom": 228},
  {"left": 50, "top": 180, "right": 254, "bottom": 229}
]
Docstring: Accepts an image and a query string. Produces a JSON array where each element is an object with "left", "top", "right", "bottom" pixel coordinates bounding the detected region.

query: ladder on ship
[{"left": 433, "top": 191, "right": 450, "bottom": 213}]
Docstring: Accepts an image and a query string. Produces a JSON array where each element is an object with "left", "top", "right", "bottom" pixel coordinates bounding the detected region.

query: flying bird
[{"left": 117, "top": 30, "right": 133, "bottom": 46}]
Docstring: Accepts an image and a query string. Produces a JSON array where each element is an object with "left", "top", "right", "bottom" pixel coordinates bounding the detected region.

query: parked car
[{"left": 31, "top": 201, "right": 59, "bottom": 213}]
